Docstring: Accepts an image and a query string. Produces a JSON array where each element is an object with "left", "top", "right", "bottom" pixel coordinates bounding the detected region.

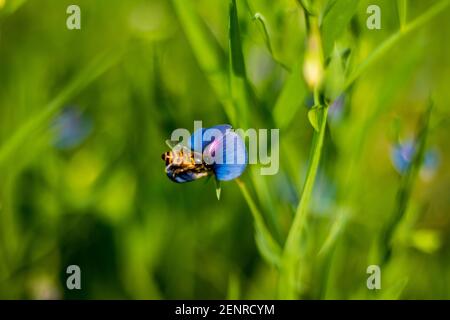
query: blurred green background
[{"left": 0, "top": 0, "right": 449, "bottom": 299}]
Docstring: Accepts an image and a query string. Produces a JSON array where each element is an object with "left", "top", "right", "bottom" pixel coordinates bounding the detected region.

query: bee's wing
[
  {"left": 165, "top": 139, "right": 182, "bottom": 149},
  {"left": 165, "top": 140, "right": 192, "bottom": 155},
  {"left": 173, "top": 144, "right": 204, "bottom": 163}
]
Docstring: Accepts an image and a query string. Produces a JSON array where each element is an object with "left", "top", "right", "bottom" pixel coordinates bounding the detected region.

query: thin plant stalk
[{"left": 278, "top": 106, "right": 329, "bottom": 299}]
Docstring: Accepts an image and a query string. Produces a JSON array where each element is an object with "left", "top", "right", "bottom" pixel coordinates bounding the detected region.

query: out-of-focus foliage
[{"left": 0, "top": 0, "right": 449, "bottom": 299}]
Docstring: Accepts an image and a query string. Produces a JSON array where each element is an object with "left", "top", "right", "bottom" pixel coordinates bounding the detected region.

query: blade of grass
[
  {"left": 315, "top": 208, "right": 348, "bottom": 298},
  {"left": 171, "top": 0, "right": 236, "bottom": 124},
  {"left": 0, "top": 49, "right": 122, "bottom": 167},
  {"left": 236, "top": 179, "right": 281, "bottom": 267},
  {"left": 229, "top": 0, "right": 246, "bottom": 80},
  {"left": 251, "top": 12, "right": 291, "bottom": 72},
  {"left": 228, "top": 0, "right": 251, "bottom": 128},
  {"left": 318, "top": 210, "right": 348, "bottom": 257},
  {"left": 250, "top": 170, "right": 282, "bottom": 242}
]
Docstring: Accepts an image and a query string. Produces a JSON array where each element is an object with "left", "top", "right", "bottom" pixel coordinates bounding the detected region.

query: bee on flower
[{"left": 162, "top": 124, "right": 247, "bottom": 199}]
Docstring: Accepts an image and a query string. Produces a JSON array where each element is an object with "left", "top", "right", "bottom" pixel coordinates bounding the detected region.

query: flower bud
[{"left": 303, "top": 24, "right": 324, "bottom": 89}]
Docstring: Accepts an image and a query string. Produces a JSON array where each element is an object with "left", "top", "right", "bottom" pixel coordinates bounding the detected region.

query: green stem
[
  {"left": 278, "top": 106, "right": 328, "bottom": 299},
  {"left": 397, "top": 0, "right": 408, "bottom": 29}
]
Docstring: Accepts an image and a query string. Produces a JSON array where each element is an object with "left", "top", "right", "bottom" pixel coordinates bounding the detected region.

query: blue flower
[
  {"left": 391, "top": 139, "right": 439, "bottom": 177},
  {"left": 52, "top": 107, "right": 92, "bottom": 150},
  {"left": 328, "top": 95, "right": 345, "bottom": 123},
  {"left": 189, "top": 125, "right": 247, "bottom": 181}
]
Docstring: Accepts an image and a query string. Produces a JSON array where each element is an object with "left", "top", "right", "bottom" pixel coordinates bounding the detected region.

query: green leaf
[
  {"left": 246, "top": 4, "right": 290, "bottom": 71},
  {"left": 253, "top": 13, "right": 273, "bottom": 55},
  {"left": 321, "top": 0, "right": 360, "bottom": 58},
  {"left": 307, "top": 105, "right": 320, "bottom": 132}
]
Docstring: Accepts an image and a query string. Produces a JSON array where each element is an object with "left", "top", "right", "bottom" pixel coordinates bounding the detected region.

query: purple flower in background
[
  {"left": 328, "top": 95, "right": 345, "bottom": 123},
  {"left": 391, "top": 140, "right": 415, "bottom": 174},
  {"left": 52, "top": 107, "right": 93, "bottom": 150},
  {"left": 421, "top": 148, "right": 439, "bottom": 181},
  {"left": 390, "top": 139, "right": 439, "bottom": 178}
]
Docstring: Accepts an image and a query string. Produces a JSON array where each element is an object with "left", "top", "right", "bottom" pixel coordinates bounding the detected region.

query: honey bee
[
  {"left": 161, "top": 146, "right": 212, "bottom": 183},
  {"left": 162, "top": 124, "right": 247, "bottom": 199}
]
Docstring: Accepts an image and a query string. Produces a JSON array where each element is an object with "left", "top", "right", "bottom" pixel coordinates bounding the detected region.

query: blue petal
[
  {"left": 214, "top": 163, "right": 247, "bottom": 181},
  {"left": 188, "top": 125, "right": 231, "bottom": 153},
  {"left": 207, "top": 131, "right": 247, "bottom": 181}
]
